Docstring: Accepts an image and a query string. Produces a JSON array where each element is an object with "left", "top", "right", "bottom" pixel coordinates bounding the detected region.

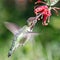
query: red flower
[
  {"left": 35, "top": 0, "right": 46, "bottom": 5},
  {"left": 37, "top": 0, "right": 41, "bottom": 2},
  {"left": 37, "top": 0, "right": 41, "bottom": 1},
  {"left": 34, "top": 6, "right": 51, "bottom": 26}
]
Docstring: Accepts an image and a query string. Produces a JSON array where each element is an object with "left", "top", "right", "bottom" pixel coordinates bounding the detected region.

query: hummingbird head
[
  {"left": 27, "top": 13, "right": 42, "bottom": 29},
  {"left": 27, "top": 17, "right": 36, "bottom": 29}
]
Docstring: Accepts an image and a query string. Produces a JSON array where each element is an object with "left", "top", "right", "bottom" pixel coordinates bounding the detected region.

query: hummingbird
[{"left": 4, "top": 13, "right": 42, "bottom": 57}]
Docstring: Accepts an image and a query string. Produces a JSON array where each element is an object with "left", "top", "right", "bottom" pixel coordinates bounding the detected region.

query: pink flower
[
  {"left": 35, "top": 0, "right": 46, "bottom": 5},
  {"left": 34, "top": 6, "right": 51, "bottom": 26},
  {"left": 37, "top": 0, "right": 41, "bottom": 1},
  {"left": 37, "top": 0, "right": 41, "bottom": 2}
]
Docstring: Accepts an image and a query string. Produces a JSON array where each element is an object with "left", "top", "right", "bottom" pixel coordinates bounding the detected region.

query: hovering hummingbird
[{"left": 4, "top": 13, "right": 42, "bottom": 57}]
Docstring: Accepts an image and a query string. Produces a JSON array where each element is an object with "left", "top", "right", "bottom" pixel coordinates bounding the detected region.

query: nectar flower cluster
[
  {"left": 34, "top": 0, "right": 60, "bottom": 26},
  {"left": 34, "top": 5, "right": 51, "bottom": 26}
]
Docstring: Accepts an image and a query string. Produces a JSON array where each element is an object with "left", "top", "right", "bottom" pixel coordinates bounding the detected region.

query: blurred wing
[
  {"left": 27, "top": 32, "right": 40, "bottom": 36},
  {"left": 4, "top": 22, "right": 20, "bottom": 35},
  {"left": 19, "top": 32, "right": 40, "bottom": 45}
]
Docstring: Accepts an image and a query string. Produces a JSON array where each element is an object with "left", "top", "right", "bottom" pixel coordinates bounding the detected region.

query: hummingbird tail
[{"left": 8, "top": 49, "right": 13, "bottom": 57}]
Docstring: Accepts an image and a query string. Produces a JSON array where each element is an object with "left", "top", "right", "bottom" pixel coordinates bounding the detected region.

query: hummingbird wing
[
  {"left": 18, "top": 32, "right": 40, "bottom": 46},
  {"left": 27, "top": 32, "right": 40, "bottom": 36},
  {"left": 22, "top": 32, "right": 40, "bottom": 45},
  {"left": 4, "top": 22, "right": 20, "bottom": 35}
]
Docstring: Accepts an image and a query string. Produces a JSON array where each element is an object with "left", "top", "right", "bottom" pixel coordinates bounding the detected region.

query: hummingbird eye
[{"left": 33, "top": 20, "right": 37, "bottom": 24}]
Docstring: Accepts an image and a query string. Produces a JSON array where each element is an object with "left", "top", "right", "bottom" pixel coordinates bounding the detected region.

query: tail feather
[
  {"left": 8, "top": 52, "right": 11, "bottom": 57},
  {"left": 8, "top": 49, "right": 12, "bottom": 57}
]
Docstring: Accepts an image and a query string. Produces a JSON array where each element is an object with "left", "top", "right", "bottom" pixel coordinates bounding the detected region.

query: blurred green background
[{"left": 0, "top": 0, "right": 60, "bottom": 60}]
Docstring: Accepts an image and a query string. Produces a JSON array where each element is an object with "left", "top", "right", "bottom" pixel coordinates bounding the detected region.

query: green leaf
[
  {"left": 48, "top": 0, "right": 51, "bottom": 5},
  {"left": 50, "top": 0, "right": 59, "bottom": 6},
  {"left": 45, "top": 0, "right": 59, "bottom": 6}
]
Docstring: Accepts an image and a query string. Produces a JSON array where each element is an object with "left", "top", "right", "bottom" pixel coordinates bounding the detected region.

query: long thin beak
[{"left": 35, "top": 13, "right": 42, "bottom": 20}]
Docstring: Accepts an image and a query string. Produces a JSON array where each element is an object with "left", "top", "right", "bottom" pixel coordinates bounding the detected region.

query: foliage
[{"left": 0, "top": 0, "right": 60, "bottom": 60}]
